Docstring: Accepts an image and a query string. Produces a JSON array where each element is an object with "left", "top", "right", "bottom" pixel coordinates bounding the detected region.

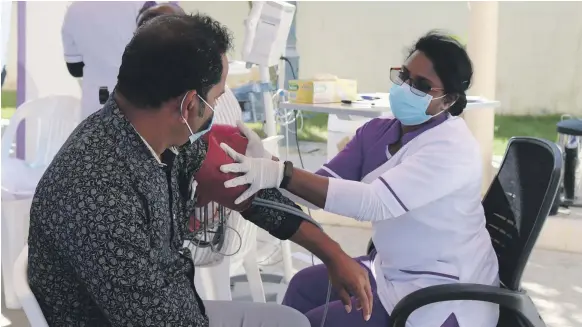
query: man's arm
[
  {"left": 239, "top": 188, "right": 303, "bottom": 240},
  {"left": 240, "top": 188, "right": 374, "bottom": 319},
  {"left": 239, "top": 188, "right": 341, "bottom": 262},
  {"left": 56, "top": 182, "right": 207, "bottom": 327}
]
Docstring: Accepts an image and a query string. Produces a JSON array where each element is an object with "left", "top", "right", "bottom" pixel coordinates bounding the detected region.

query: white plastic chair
[
  {"left": 1, "top": 95, "right": 81, "bottom": 165},
  {"left": 192, "top": 136, "right": 282, "bottom": 303},
  {"left": 192, "top": 87, "right": 290, "bottom": 303},
  {"left": 1, "top": 95, "right": 81, "bottom": 309},
  {"left": 13, "top": 244, "right": 50, "bottom": 327}
]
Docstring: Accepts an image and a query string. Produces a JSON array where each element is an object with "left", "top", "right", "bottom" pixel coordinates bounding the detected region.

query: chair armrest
[{"left": 389, "top": 283, "right": 546, "bottom": 327}]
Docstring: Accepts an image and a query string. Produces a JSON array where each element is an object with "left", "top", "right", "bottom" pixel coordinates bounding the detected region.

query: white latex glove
[
  {"left": 219, "top": 142, "right": 284, "bottom": 204},
  {"left": 236, "top": 120, "right": 272, "bottom": 159}
]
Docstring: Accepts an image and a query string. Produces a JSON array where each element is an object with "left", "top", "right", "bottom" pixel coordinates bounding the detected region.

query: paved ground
[
  {"left": 3, "top": 223, "right": 582, "bottom": 327},
  {"left": 236, "top": 226, "right": 582, "bottom": 327}
]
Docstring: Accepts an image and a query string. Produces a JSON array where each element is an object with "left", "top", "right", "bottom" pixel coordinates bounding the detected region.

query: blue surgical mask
[
  {"left": 389, "top": 83, "right": 446, "bottom": 126},
  {"left": 180, "top": 92, "right": 215, "bottom": 144}
]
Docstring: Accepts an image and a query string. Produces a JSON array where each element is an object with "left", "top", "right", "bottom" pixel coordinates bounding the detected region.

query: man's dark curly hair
[{"left": 116, "top": 13, "right": 233, "bottom": 109}]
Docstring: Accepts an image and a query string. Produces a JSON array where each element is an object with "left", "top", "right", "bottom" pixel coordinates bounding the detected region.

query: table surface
[{"left": 280, "top": 93, "right": 500, "bottom": 118}]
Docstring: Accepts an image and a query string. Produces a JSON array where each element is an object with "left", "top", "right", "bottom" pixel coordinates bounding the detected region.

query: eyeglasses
[{"left": 390, "top": 67, "right": 444, "bottom": 97}]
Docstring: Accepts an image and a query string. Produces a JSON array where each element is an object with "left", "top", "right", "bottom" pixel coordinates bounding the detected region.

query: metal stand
[
  {"left": 556, "top": 117, "right": 582, "bottom": 208},
  {"left": 280, "top": 1, "right": 299, "bottom": 148},
  {"left": 260, "top": 65, "right": 277, "bottom": 137}
]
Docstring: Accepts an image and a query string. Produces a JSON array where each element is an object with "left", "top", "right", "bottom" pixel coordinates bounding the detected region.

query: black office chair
[{"left": 367, "top": 137, "right": 562, "bottom": 327}]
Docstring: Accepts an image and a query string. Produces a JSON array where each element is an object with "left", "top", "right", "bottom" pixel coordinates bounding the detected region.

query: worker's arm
[
  {"left": 276, "top": 120, "right": 376, "bottom": 209},
  {"left": 66, "top": 62, "right": 84, "bottom": 78},
  {"left": 56, "top": 180, "right": 207, "bottom": 327},
  {"left": 61, "top": 4, "right": 84, "bottom": 77},
  {"left": 221, "top": 139, "right": 479, "bottom": 222},
  {"left": 284, "top": 141, "right": 479, "bottom": 221}
]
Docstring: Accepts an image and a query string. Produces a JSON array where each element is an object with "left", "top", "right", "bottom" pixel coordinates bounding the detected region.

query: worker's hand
[
  {"left": 236, "top": 121, "right": 272, "bottom": 159},
  {"left": 327, "top": 254, "right": 373, "bottom": 321},
  {"left": 219, "top": 143, "right": 285, "bottom": 204}
]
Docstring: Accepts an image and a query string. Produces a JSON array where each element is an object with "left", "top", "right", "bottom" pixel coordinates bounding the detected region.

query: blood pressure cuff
[{"left": 194, "top": 124, "right": 255, "bottom": 212}]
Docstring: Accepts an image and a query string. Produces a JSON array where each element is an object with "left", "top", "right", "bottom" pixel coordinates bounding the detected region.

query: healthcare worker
[
  {"left": 219, "top": 32, "right": 500, "bottom": 327},
  {"left": 61, "top": 1, "right": 155, "bottom": 119},
  {"left": 136, "top": 2, "right": 185, "bottom": 27}
]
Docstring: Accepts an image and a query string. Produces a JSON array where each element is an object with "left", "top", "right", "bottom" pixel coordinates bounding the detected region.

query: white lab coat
[
  {"left": 324, "top": 116, "right": 500, "bottom": 327},
  {"left": 0, "top": 1, "right": 12, "bottom": 70},
  {"left": 61, "top": 1, "right": 145, "bottom": 119}
]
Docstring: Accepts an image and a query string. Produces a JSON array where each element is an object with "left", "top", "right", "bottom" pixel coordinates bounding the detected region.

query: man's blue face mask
[
  {"left": 388, "top": 82, "right": 448, "bottom": 126},
  {"left": 180, "top": 92, "right": 215, "bottom": 144}
]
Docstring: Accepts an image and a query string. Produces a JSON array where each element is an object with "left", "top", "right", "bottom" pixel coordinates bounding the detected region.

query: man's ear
[{"left": 180, "top": 90, "right": 198, "bottom": 121}]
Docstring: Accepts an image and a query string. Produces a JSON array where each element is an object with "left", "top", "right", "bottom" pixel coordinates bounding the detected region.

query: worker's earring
[{"left": 443, "top": 95, "right": 458, "bottom": 112}]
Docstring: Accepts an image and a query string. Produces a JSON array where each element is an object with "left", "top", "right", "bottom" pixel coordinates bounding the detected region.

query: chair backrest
[
  {"left": 482, "top": 137, "right": 562, "bottom": 291},
  {"left": 192, "top": 86, "right": 260, "bottom": 266},
  {"left": 13, "top": 244, "right": 49, "bottom": 327},
  {"left": 215, "top": 86, "right": 243, "bottom": 124},
  {"left": 1, "top": 95, "right": 81, "bottom": 165}
]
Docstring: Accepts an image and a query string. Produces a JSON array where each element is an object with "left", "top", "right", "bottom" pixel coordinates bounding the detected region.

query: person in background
[
  {"left": 137, "top": 1, "right": 185, "bottom": 27},
  {"left": 61, "top": 1, "right": 156, "bottom": 119},
  {"left": 28, "top": 13, "right": 372, "bottom": 327},
  {"left": 1, "top": 0, "right": 11, "bottom": 88},
  {"left": 219, "top": 32, "right": 500, "bottom": 327},
  {"left": 1, "top": 66, "right": 6, "bottom": 88}
]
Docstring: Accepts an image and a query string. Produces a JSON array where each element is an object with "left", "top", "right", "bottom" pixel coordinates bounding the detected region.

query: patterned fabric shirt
[{"left": 27, "top": 96, "right": 303, "bottom": 327}]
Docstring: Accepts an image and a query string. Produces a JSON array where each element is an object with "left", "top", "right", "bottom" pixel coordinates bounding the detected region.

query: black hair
[
  {"left": 408, "top": 31, "right": 473, "bottom": 116},
  {"left": 117, "top": 13, "right": 233, "bottom": 109}
]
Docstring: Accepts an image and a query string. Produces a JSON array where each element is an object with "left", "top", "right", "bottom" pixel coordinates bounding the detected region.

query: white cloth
[
  {"left": 324, "top": 117, "right": 499, "bottom": 327},
  {"left": 61, "top": 1, "right": 145, "bottom": 119}
]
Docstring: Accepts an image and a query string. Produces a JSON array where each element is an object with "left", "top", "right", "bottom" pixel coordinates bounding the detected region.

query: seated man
[{"left": 27, "top": 13, "right": 372, "bottom": 327}]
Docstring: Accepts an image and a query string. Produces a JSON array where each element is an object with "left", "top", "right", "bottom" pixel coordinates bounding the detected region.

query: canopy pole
[
  {"left": 16, "top": 1, "right": 26, "bottom": 160},
  {"left": 464, "top": 1, "right": 499, "bottom": 193}
]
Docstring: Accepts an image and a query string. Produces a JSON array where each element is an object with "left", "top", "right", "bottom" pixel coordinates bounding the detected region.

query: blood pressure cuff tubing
[{"left": 194, "top": 124, "right": 255, "bottom": 212}]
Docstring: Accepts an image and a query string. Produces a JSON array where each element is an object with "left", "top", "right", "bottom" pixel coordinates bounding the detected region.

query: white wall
[
  {"left": 4, "top": 1, "right": 582, "bottom": 115},
  {"left": 181, "top": 1, "right": 582, "bottom": 115},
  {"left": 295, "top": 2, "right": 469, "bottom": 94},
  {"left": 496, "top": 2, "right": 582, "bottom": 115}
]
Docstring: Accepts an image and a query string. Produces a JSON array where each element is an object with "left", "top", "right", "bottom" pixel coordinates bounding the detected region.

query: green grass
[
  {"left": 247, "top": 113, "right": 329, "bottom": 143},
  {"left": 1, "top": 89, "right": 16, "bottom": 119},
  {"left": 493, "top": 114, "right": 561, "bottom": 156},
  {"left": 0, "top": 89, "right": 561, "bottom": 156},
  {"left": 250, "top": 112, "right": 561, "bottom": 156}
]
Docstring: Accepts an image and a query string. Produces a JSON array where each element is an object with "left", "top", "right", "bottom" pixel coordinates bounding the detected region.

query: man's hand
[
  {"left": 236, "top": 121, "right": 272, "bottom": 159},
  {"left": 219, "top": 143, "right": 284, "bottom": 204},
  {"left": 327, "top": 254, "right": 373, "bottom": 321}
]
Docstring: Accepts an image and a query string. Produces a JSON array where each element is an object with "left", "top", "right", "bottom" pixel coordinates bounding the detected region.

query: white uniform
[
  {"left": 321, "top": 115, "right": 499, "bottom": 327},
  {"left": 1, "top": 0, "right": 12, "bottom": 69},
  {"left": 61, "top": 1, "right": 145, "bottom": 119}
]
